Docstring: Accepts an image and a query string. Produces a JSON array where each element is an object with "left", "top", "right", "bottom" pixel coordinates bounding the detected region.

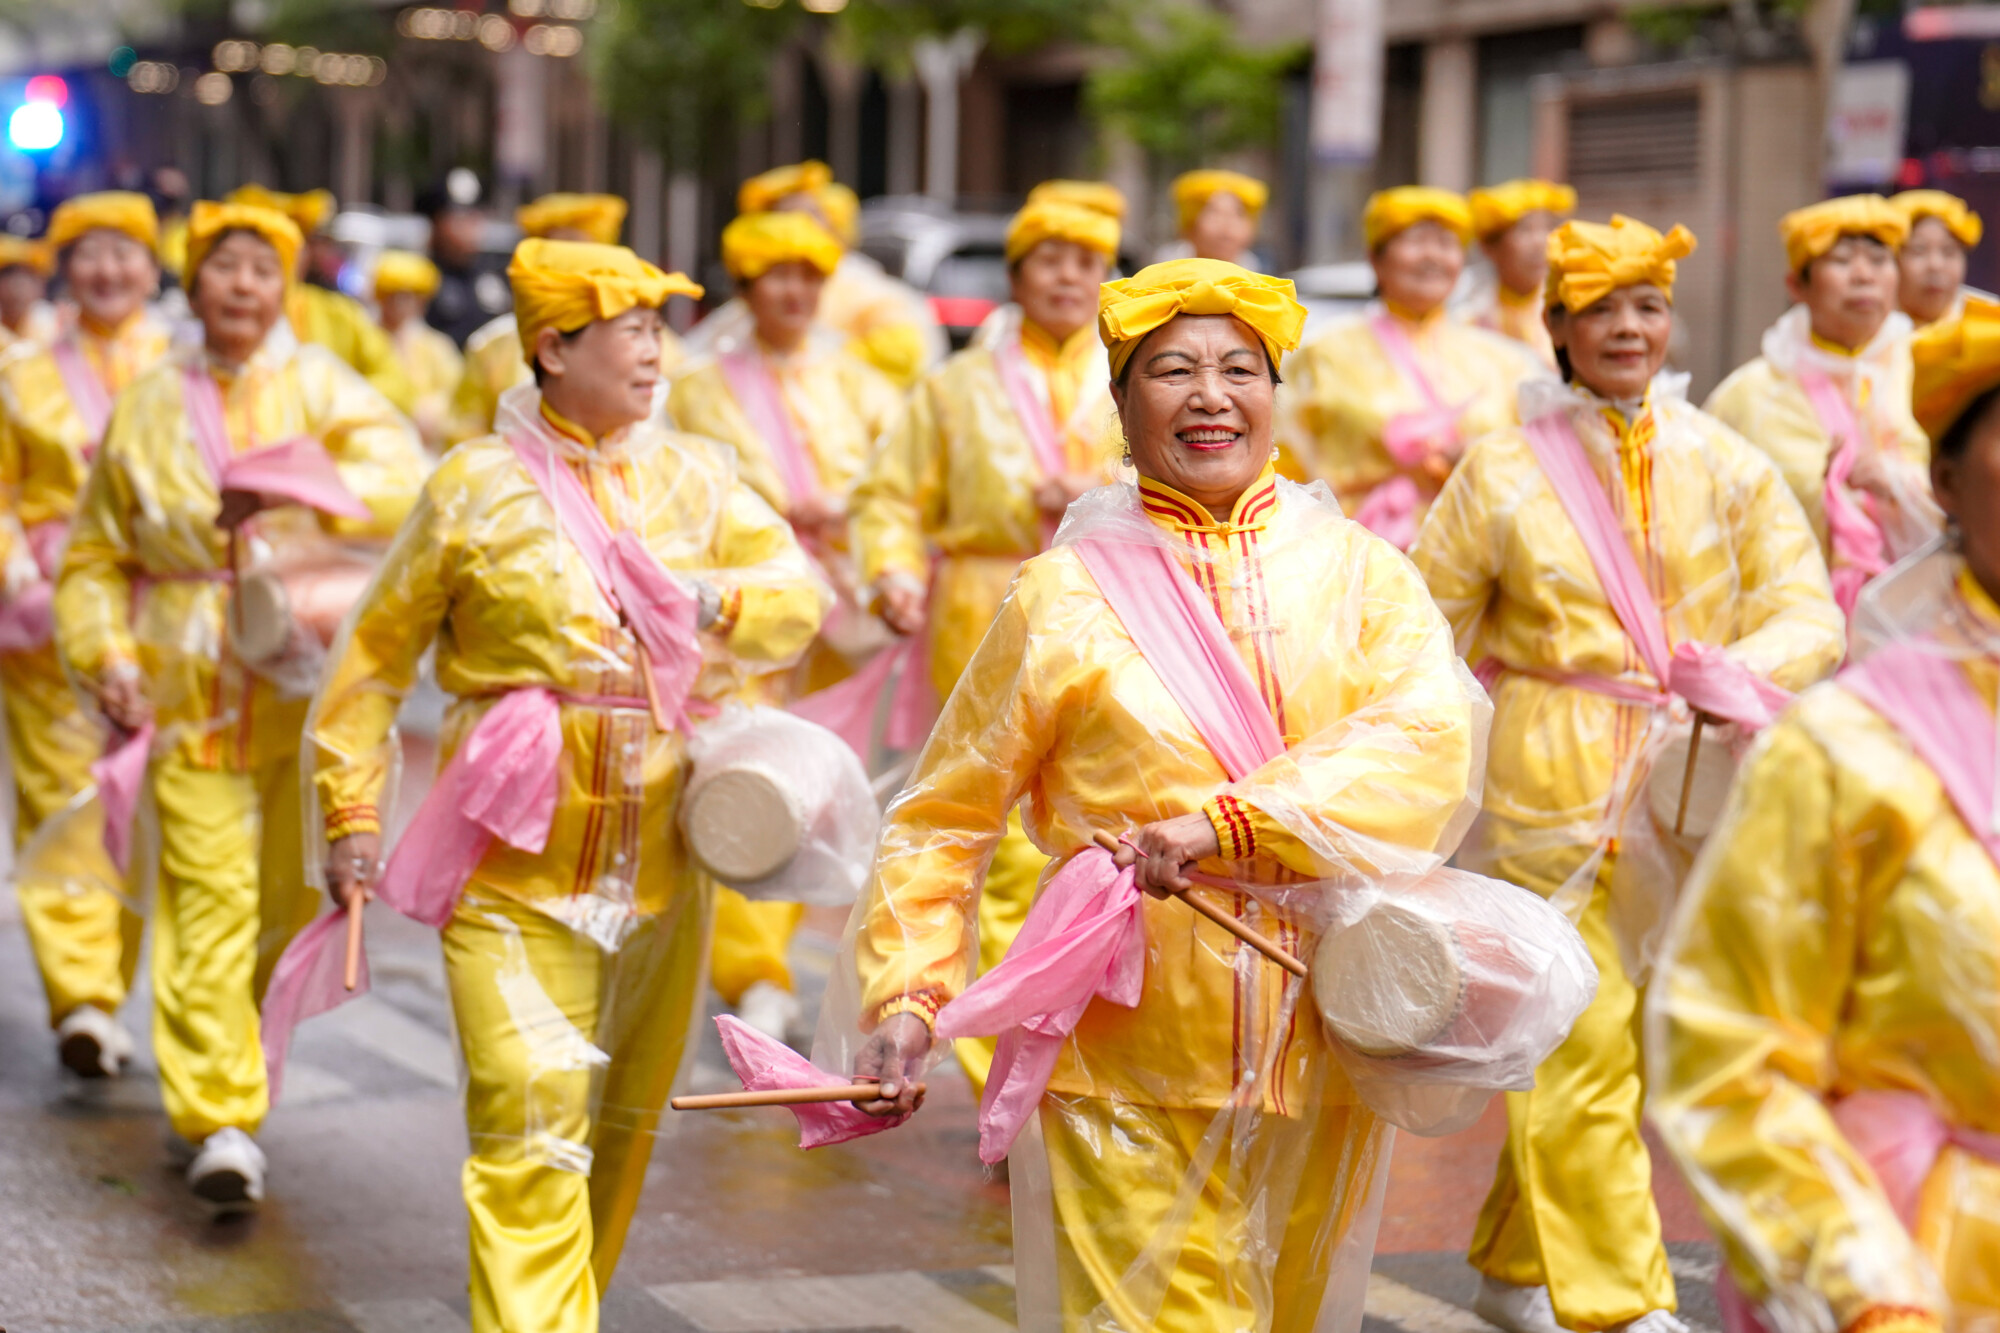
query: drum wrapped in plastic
[
  {"left": 227, "top": 544, "right": 378, "bottom": 698},
  {"left": 1313, "top": 866, "right": 1598, "bottom": 1135},
  {"left": 679, "top": 703, "right": 877, "bottom": 905}
]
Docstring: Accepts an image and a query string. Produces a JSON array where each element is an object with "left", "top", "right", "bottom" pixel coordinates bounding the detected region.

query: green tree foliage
[
  {"left": 1083, "top": 2, "right": 1306, "bottom": 176},
  {"left": 593, "top": 0, "right": 798, "bottom": 169},
  {"left": 837, "top": 0, "right": 1104, "bottom": 70}
]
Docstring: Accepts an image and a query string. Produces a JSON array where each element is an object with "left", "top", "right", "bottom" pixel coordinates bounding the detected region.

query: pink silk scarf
[
  {"left": 51, "top": 337, "right": 112, "bottom": 453},
  {"left": 719, "top": 348, "right": 820, "bottom": 506},
  {"left": 1355, "top": 315, "right": 1466, "bottom": 550},
  {"left": 1798, "top": 370, "right": 1890, "bottom": 616},
  {"left": 712, "top": 1014, "right": 912, "bottom": 1149},
  {"left": 934, "top": 528, "right": 1287, "bottom": 1163},
  {"left": 992, "top": 335, "right": 1070, "bottom": 483},
  {"left": 181, "top": 366, "right": 372, "bottom": 519}
]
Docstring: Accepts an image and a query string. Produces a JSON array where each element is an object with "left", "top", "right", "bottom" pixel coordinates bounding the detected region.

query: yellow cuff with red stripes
[{"left": 1204, "top": 793, "right": 1258, "bottom": 861}]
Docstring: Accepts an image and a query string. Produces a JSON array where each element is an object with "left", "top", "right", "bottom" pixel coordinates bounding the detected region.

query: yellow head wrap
[
  {"left": 225, "top": 184, "right": 336, "bottom": 236},
  {"left": 1171, "top": 170, "right": 1270, "bottom": 233},
  {"left": 721, "top": 212, "right": 843, "bottom": 283},
  {"left": 515, "top": 193, "right": 628, "bottom": 245},
  {"left": 1363, "top": 187, "right": 1474, "bottom": 252},
  {"left": 1911, "top": 293, "right": 2000, "bottom": 443},
  {"left": 1098, "top": 258, "right": 1306, "bottom": 379},
  {"left": 815, "top": 182, "right": 860, "bottom": 247},
  {"left": 1005, "top": 201, "right": 1121, "bottom": 265},
  {"left": 1025, "top": 179, "right": 1127, "bottom": 222},
  {"left": 1468, "top": 179, "right": 1578, "bottom": 240},
  {"left": 1894, "top": 189, "right": 1983, "bottom": 250},
  {"left": 738, "top": 161, "right": 834, "bottom": 216},
  {"left": 1542, "top": 214, "right": 1698, "bottom": 312},
  {"left": 184, "top": 201, "right": 302, "bottom": 286},
  {"left": 1779, "top": 194, "right": 1908, "bottom": 274},
  {"left": 0, "top": 236, "right": 52, "bottom": 276},
  {"left": 373, "top": 250, "right": 442, "bottom": 299},
  {"left": 47, "top": 191, "right": 159, "bottom": 253},
  {"left": 507, "top": 238, "right": 703, "bottom": 367}
]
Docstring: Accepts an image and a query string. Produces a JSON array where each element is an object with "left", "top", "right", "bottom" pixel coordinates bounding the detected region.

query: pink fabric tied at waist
[
  {"left": 933, "top": 528, "right": 1287, "bottom": 1163},
  {"left": 1666, "top": 641, "right": 1794, "bottom": 730},
  {"left": 92, "top": 721, "right": 154, "bottom": 877},
  {"left": 1353, "top": 474, "right": 1422, "bottom": 551},
  {"left": 713, "top": 1014, "right": 911, "bottom": 1149},
  {"left": 1799, "top": 370, "right": 1890, "bottom": 617},
  {"left": 790, "top": 633, "right": 936, "bottom": 760},
  {"left": 1715, "top": 1090, "right": 2000, "bottom": 1333},
  {"left": 935, "top": 846, "right": 1146, "bottom": 1163}
]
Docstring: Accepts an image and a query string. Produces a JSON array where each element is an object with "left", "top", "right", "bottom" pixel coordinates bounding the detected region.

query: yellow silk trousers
[
  {"left": 150, "top": 746, "right": 312, "bottom": 1142},
  {"left": 1468, "top": 878, "right": 1674, "bottom": 1330},
  {"left": 1039, "top": 1094, "right": 1381, "bottom": 1333},
  {"left": 3, "top": 642, "right": 141, "bottom": 1024},
  {"left": 708, "top": 888, "right": 803, "bottom": 1004},
  {"left": 955, "top": 807, "right": 1048, "bottom": 1096},
  {"left": 445, "top": 886, "right": 704, "bottom": 1333}
]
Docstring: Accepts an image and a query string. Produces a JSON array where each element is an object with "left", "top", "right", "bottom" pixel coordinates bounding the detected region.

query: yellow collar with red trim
[{"left": 1137, "top": 463, "right": 1279, "bottom": 537}]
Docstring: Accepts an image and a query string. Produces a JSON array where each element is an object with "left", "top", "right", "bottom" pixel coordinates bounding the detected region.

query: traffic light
[{"left": 8, "top": 76, "right": 66, "bottom": 152}]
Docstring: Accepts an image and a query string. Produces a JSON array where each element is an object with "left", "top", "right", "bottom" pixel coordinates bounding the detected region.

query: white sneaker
[
  {"left": 736, "top": 980, "right": 802, "bottom": 1043},
  {"left": 57, "top": 1006, "right": 134, "bottom": 1078},
  {"left": 186, "top": 1127, "right": 266, "bottom": 1209},
  {"left": 1616, "top": 1312, "right": 1689, "bottom": 1333},
  {"left": 1474, "top": 1277, "right": 1563, "bottom": 1333}
]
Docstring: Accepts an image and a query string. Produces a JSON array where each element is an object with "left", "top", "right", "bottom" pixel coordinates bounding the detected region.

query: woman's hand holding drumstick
[
  {"left": 327, "top": 831, "right": 381, "bottom": 992},
  {"left": 1093, "top": 828, "right": 1309, "bottom": 978}
]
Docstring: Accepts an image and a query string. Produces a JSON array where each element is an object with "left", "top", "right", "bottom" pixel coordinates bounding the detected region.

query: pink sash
[
  {"left": 711, "top": 1014, "right": 912, "bottom": 1149},
  {"left": 935, "top": 527, "right": 1286, "bottom": 1163},
  {"left": 719, "top": 349, "right": 819, "bottom": 505},
  {"left": 1356, "top": 315, "right": 1466, "bottom": 549},
  {"left": 1842, "top": 641, "right": 2000, "bottom": 870},
  {"left": 181, "top": 366, "right": 372, "bottom": 519},
  {"left": 993, "top": 337, "right": 1069, "bottom": 482},
  {"left": 1518, "top": 412, "right": 1791, "bottom": 730},
  {"left": 1798, "top": 371, "right": 1889, "bottom": 615},
  {"left": 51, "top": 338, "right": 111, "bottom": 453},
  {"left": 789, "top": 632, "right": 936, "bottom": 758}
]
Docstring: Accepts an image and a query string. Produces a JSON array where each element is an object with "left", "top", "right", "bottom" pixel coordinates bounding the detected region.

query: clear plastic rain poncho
[
  {"left": 1411, "top": 375, "right": 1847, "bottom": 977},
  {"left": 817, "top": 472, "right": 1595, "bottom": 1333},
  {"left": 1647, "top": 540, "right": 2000, "bottom": 1333},
  {"left": 296, "top": 384, "right": 835, "bottom": 1242}
]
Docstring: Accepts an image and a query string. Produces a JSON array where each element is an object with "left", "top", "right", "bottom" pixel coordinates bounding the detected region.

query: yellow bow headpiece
[
  {"left": 47, "top": 191, "right": 160, "bottom": 253},
  {"left": 1098, "top": 258, "right": 1306, "bottom": 379},
  {"left": 721, "top": 211, "right": 843, "bottom": 283},
  {"left": 1026, "top": 179, "right": 1128, "bottom": 222},
  {"left": 1171, "top": 170, "right": 1270, "bottom": 233},
  {"left": 0, "top": 236, "right": 52, "bottom": 276},
  {"left": 515, "top": 193, "right": 627, "bottom": 245},
  {"left": 1894, "top": 189, "right": 1983, "bottom": 250},
  {"left": 1468, "top": 179, "right": 1577, "bottom": 240},
  {"left": 1912, "top": 294, "right": 2000, "bottom": 443},
  {"left": 184, "top": 201, "right": 303, "bottom": 286},
  {"left": 1543, "top": 214, "right": 1698, "bottom": 312},
  {"left": 1780, "top": 194, "right": 1908, "bottom": 274},
  {"left": 1363, "top": 187, "right": 1473, "bottom": 251},
  {"left": 373, "top": 249, "right": 441, "bottom": 299},
  {"left": 225, "top": 184, "right": 336, "bottom": 237},
  {"left": 1005, "top": 200, "right": 1120, "bottom": 265},
  {"left": 738, "top": 161, "right": 834, "bottom": 216},
  {"left": 508, "top": 238, "right": 703, "bottom": 367}
]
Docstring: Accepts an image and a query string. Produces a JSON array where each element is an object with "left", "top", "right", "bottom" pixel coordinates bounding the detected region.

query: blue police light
[{"left": 8, "top": 101, "right": 63, "bottom": 152}]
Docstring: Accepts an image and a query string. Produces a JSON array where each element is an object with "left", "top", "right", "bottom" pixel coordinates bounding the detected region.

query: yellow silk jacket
[
  {"left": 1410, "top": 380, "right": 1844, "bottom": 901},
  {"left": 1282, "top": 305, "right": 1542, "bottom": 521},
  {"left": 54, "top": 332, "right": 428, "bottom": 771},
  {"left": 445, "top": 313, "right": 685, "bottom": 446},
  {"left": 856, "top": 470, "right": 1482, "bottom": 1111},
  {"left": 309, "top": 405, "right": 826, "bottom": 917},
  {"left": 683, "top": 256, "right": 945, "bottom": 392},
  {"left": 289, "top": 283, "right": 418, "bottom": 417},
  {"left": 392, "top": 319, "right": 464, "bottom": 450},
  {"left": 1651, "top": 575, "right": 2000, "bottom": 1328},
  {"left": 667, "top": 339, "right": 902, "bottom": 518},
  {"left": 1704, "top": 306, "right": 1935, "bottom": 562},
  {"left": 850, "top": 315, "right": 1121, "bottom": 698}
]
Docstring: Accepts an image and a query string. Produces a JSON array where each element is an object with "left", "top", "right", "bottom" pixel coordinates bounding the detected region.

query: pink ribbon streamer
[
  {"left": 51, "top": 338, "right": 111, "bottom": 452},
  {"left": 933, "top": 529, "right": 1287, "bottom": 1161},
  {"left": 712, "top": 1014, "right": 910, "bottom": 1148},
  {"left": 789, "top": 633, "right": 936, "bottom": 758},
  {"left": 91, "top": 721, "right": 153, "bottom": 877},
  {"left": 1799, "top": 371, "right": 1889, "bottom": 616},
  {"left": 719, "top": 349, "right": 820, "bottom": 505}
]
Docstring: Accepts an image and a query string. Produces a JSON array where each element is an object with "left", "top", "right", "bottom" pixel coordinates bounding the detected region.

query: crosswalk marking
[
  {"left": 647, "top": 1271, "right": 1014, "bottom": 1332},
  {"left": 340, "top": 1297, "right": 471, "bottom": 1332}
]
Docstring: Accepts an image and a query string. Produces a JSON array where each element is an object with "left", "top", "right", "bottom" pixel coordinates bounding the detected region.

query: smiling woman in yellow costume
[
  {"left": 52, "top": 201, "right": 426, "bottom": 1205},
  {"left": 850, "top": 193, "right": 1123, "bottom": 1094},
  {"left": 844, "top": 258, "right": 1484, "bottom": 1331},
  {"left": 1650, "top": 295, "right": 2000, "bottom": 1333},
  {"left": 681, "top": 161, "right": 945, "bottom": 390},
  {"left": 1170, "top": 170, "right": 1268, "bottom": 269},
  {"left": 1894, "top": 188, "right": 1985, "bottom": 328},
  {"left": 0, "top": 191, "right": 173, "bottom": 1079},
  {"left": 1705, "top": 196, "right": 1937, "bottom": 612},
  {"left": 1411, "top": 216, "right": 1843, "bottom": 1333},
  {"left": 310, "top": 236, "right": 823, "bottom": 1333},
  {"left": 670, "top": 210, "right": 903, "bottom": 1039},
  {"left": 445, "top": 193, "right": 686, "bottom": 444},
  {"left": 1282, "top": 186, "right": 1544, "bottom": 548},
  {"left": 373, "top": 249, "right": 463, "bottom": 449},
  {"left": 1467, "top": 179, "right": 1577, "bottom": 369},
  {"left": 225, "top": 184, "right": 418, "bottom": 416}
]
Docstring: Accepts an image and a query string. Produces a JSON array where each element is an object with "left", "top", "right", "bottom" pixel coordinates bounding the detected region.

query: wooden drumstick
[
  {"left": 634, "top": 641, "right": 675, "bottom": 734},
  {"left": 1674, "top": 715, "right": 1706, "bottom": 837},
  {"left": 343, "top": 887, "right": 368, "bottom": 992},
  {"left": 670, "top": 1082, "right": 926, "bottom": 1111},
  {"left": 1091, "top": 831, "right": 1309, "bottom": 978}
]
